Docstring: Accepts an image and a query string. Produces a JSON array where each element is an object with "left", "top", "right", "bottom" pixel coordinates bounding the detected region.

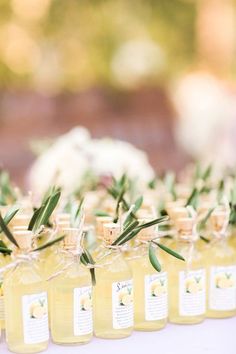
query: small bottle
[
  {"left": 93, "top": 223, "right": 133, "bottom": 339},
  {"left": 4, "top": 230, "right": 49, "bottom": 353},
  {"left": 92, "top": 216, "right": 113, "bottom": 259},
  {"left": 0, "top": 250, "right": 12, "bottom": 330},
  {"left": 128, "top": 222, "right": 168, "bottom": 331},
  {"left": 206, "top": 209, "right": 236, "bottom": 318},
  {"left": 49, "top": 228, "right": 93, "bottom": 344},
  {"left": 168, "top": 217, "right": 206, "bottom": 324}
]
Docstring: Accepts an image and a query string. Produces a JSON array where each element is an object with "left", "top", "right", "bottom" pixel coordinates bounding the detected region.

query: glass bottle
[
  {"left": 128, "top": 223, "right": 168, "bottom": 331},
  {"left": 206, "top": 209, "right": 236, "bottom": 318},
  {"left": 92, "top": 216, "right": 113, "bottom": 259},
  {"left": 49, "top": 228, "right": 93, "bottom": 344},
  {"left": 93, "top": 223, "right": 133, "bottom": 339},
  {"left": 4, "top": 230, "right": 49, "bottom": 353},
  {"left": 168, "top": 217, "right": 206, "bottom": 324},
  {"left": 0, "top": 250, "right": 12, "bottom": 330}
]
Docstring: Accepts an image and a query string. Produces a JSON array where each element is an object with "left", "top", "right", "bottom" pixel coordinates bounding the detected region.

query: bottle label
[
  {"left": 179, "top": 269, "right": 206, "bottom": 316},
  {"left": 22, "top": 292, "right": 49, "bottom": 344},
  {"left": 0, "top": 296, "right": 4, "bottom": 321},
  {"left": 144, "top": 272, "right": 168, "bottom": 321},
  {"left": 209, "top": 265, "right": 236, "bottom": 311},
  {"left": 73, "top": 286, "right": 93, "bottom": 336},
  {"left": 112, "top": 279, "right": 133, "bottom": 329}
]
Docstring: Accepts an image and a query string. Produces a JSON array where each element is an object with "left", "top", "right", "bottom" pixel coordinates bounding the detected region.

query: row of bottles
[{"left": 0, "top": 196, "right": 235, "bottom": 352}]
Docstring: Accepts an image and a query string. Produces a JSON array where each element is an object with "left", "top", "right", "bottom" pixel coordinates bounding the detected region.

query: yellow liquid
[
  {"left": 128, "top": 244, "right": 167, "bottom": 331},
  {"left": 93, "top": 248, "right": 133, "bottom": 339},
  {"left": 167, "top": 240, "right": 205, "bottom": 324},
  {"left": 4, "top": 259, "right": 49, "bottom": 353},
  {"left": 49, "top": 254, "right": 93, "bottom": 344},
  {"left": 0, "top": 254, "right": 12, "bottom": 329},
  {"left": 206, "top": 238, "right": 236, "bottom": 318}
]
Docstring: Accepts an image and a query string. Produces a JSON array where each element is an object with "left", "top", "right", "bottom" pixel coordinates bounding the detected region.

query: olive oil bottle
[
  {"left": 4, "top": 230, "right": 49, "bottom": 353},
  {"left": 49, "top": 228, "right": 93, "bottom": 344},
  {"left": 93, "top": 223, "right": 133, "bottom": 339},
  {"left": 128, "top": 224, "right": 168, "bottom": 331},
  {"left": 168, "top": 217, "right": 206, "bottom": 324},
  {"left": 206, "top": 209, "right": 236, "bottom": 318}
]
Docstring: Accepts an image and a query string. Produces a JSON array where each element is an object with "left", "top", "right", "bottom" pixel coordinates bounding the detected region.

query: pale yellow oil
[
  {"left": 228, "top": 225, "right": 236, "bottom": 250},
  {"left": 0, "top": 253, "right": 12, "bottom": 330},
  {"left": 4, "top": 259, "right": 48, "bottom": 353},
  {"left": 206, "top": 238, "right": 236, "bottom": 318},
  {"left": 128, "top": 244, "right": 167, "bottom": 331},
  {"left": 49, "top": 253, "right": 92, "bottom": 344},
  {"left": 93, "top": 248, "right": 133, "bottom": 339},
  {"left": 167, "top": 240, "right": 205, "bottom": 324}
]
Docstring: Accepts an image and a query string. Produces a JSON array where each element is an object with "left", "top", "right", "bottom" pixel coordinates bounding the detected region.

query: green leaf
[
  {"left": 28, "top": 207, "right": 42, "bottom": 231},
  {"left": 32, "top": 189, "right": 61, "bottom": 232},
  {"left": 71, "top": 198, "right": 84, "bottom": 227},
  {"left": 185, "top": 187, "right": 198, "bottom": 209},
  {"left": 153, "top": 241, "right": 185, "bottom": 261},
  {"left": 123, "top": 196, "right": 143, "bottom": 226},
  {"left": 148, "top": 243, "right": 161, "bottom": 272},
  {"left": 200, "top": 235, "right": 210, "bottom": 243},
  {"left": 217, "top": 180, "right": 224, "bottom": 203},
  {"left": 202, "top": 164, "right": 212, "bottom": 181},
  {"left": 197, "top": 207, "right": 214, "bottom": 231},
  {"left": 94, "top": 210, "right": 110, "bottom": 217},
  {"left": 0, "top": 246, "right": 12, "bottom": 255},
  {"left": 112, "top": 220, "right": 139, "bottom": 246},
  {"left": 113, "top": 186, "right": 126, "bottom": 223},
  {"left": 32, "top": 235, "right": 65, "bottom": 252},
  {"left": 80, "top": 249, "right": 96, "bottom": 285},
  {"left": 0, "top": 205, "right": 19, "bottom": 233},
  {"left": 0, "top": 213, "right": 19, "bottom": 247},
  {"left": 135, "top": 216, "right": 168, "bottom": 231},
  {"left": 148, "top": 177, "right": 157, "bottom": 190},
  {"left": 116, "top": 227, "right": 141, "bottom": 246},
  {"left": 164, "top": 172, "right": 177, "bottom": 200}
]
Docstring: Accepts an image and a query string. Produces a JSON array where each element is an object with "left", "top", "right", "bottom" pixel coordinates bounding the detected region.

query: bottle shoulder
[{"left": 4, "top": 260, "right": 43, "bottom": 285}]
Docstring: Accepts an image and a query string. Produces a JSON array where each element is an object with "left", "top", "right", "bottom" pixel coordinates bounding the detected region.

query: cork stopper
[
  {"left": 13, "top": 225, "right": 28, "bottom": 232},
  {"left": 171, "top": 207, "right": 189, "bottom": 223},
  {"left": 57, "top": 220, "right": 71, "bottom": 233},
  {"left": 175, "top": 217, "right": 194, "bottom": 239},
  {"left": 96, "top": 216, "right": 113, "bottom": 237},
  {"left": 103, "top": 223, "right": 121, "bottom": 245},
  {"left": 13, "top": 230, "right": 33, "bottom": 251},
  {"left": 137, "top": 218, "right": 156, "bottom": 241},
  {"left": 166, "top": 200, "right": 185, "bottom": 219},
  {"left": 10, "top": 214, "right": 32, "bottom": 228},
  {"left": 210, "top": 209, "right": 229, "bottom": 232},
  {"left": 62, "top": 227, "right": 81, "bottom": 250},
  {"left": 55, "top": 213, "right": 71, "bottom": 224}
]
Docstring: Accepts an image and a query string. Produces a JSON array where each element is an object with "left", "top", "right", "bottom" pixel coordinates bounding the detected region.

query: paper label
[
  {"left": 0, "top": 296, "right": 4, "bottom": 321},
  {"left": 112, "top": 279, "right": 133, "bottom": 329},
  {"left": 144, "top": 272, "right": 168, "bottom": 321},
  {"left": 209, "top": 265, "right": 236, "bottom": 311},
  {"left": 73, "top": 286, "right": 93, "bottom": 336},
  {"left": 179, "top": 269, "right": 206, "bottom": 316},
  {"left": 22, "top": 292, "right": 49, "bottom": 344}
]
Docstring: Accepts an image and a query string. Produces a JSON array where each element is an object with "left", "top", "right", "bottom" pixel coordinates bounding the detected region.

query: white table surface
[{"left": 0, "top": 317, "right": 235, "bottom": 354}]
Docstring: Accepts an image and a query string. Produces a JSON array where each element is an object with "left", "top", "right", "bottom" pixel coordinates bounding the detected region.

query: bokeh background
[{"left": 0, "top": 0, "right": 236, "bottom": 188}]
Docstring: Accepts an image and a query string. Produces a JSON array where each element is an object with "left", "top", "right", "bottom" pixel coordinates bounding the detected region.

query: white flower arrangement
[{"left": 28, "top": 127, "right": 154, "bottom": 196}]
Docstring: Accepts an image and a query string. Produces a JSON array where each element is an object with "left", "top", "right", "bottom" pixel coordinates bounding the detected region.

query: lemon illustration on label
[
  {"left": 185, "top": 277, "right": 202, "bottom": 294},
  {"left": 151, "top": 279, "right": 166, "bottom": 297},
  {"left": 0, "top": 281, "right": 3, "bottom": 297},
  {"left": 119, "top": 287, "right": 133, "bottom": 306},
  {"left": 215, "top": 272, "right": 235, "bottom": 289},
  {"left": 30, "top": 299, "right": 47, "bottom": 319},
  {"left": 80, "top": 293, "right": 92, "bottom": 311}
]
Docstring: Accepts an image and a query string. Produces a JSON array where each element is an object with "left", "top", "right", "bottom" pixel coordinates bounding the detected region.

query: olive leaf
[
  {"left": 202, "top": 164, "right": 212, "bottom": 181},
  {"left": 152, "top": 241, "right": 185, "bottom": 261},
  {"left": 32, "top": 235, "right": 65, "bottom": 252},
  {"left": 0, "top": 212, "right": 19, "bottom": 247},
  {"left": 0, "top": 245, "right": 12, "bottom": 255},
  {"left": 185, "top": 187, "right": 198, "bottom": 209},
  {"left": 94, "top": 210, "right": 110, "bottom": 217},
  {"left": 0, "top": 205, "right": 19, "bottom": 233},
  {"left": 80, "top": 249, "right": 96, "bottom": 285},
  {"left": 164, "top": 172, "right": 177, "bottom": 200},
  {"left": 123, "top": 195, "right": 143, "bottom": 227},
  {"left": 112, "top": 220, "right": 139, "bottom": 246},
  {"left": 197, "top": 207, "right": 214, "bottom": 232},
  {"left": 71, "top": 198, "right": 84, "bottom": 227},
  {"left": 200, "top": 235, "right": 210, "bottom": 243},
  {"left": 29, "top": 188, "right": 61, "bottom": 232},
  {"left": 149, "top": 243, "right": 161, "bottom": 272}
]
